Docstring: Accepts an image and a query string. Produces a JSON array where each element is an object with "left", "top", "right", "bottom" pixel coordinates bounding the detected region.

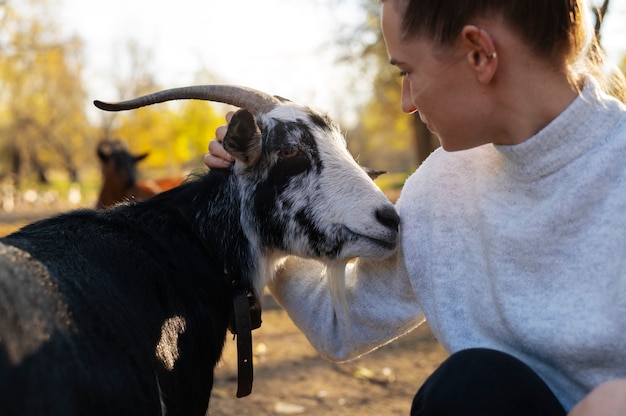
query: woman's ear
[{"left": 461, "top": 25, "right": 498, "bottom": 84}]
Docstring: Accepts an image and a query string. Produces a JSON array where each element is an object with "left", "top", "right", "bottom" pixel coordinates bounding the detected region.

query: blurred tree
[
  {"left": 170, "top": 100, "right": 226, "bottom": 169},
  {"left": 590, "top": 0, "right": 626, "bottom": 103},
  {"left": 0, "top": 0, "right": 89, "bottom": 184},
  {"left": 111, "top": 101, "right": 225, "bottom": 175},
  {"left": 97, "top": 42, "right": 226, "bottom": 175},
  {"left": 591, "top": 0, "right": 610, "bottom": 42},
  {"left": 97, "top": 39, "right": 161, "bottom": 141}
]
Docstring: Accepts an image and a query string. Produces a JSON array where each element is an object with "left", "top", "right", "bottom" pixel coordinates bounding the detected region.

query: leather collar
[{"left": 226, "top": 268, "right": 262, "bottom": 398}]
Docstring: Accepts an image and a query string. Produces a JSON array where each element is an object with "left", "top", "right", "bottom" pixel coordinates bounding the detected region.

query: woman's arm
[{"left": 268, "top": 249, "right": 424, "bottom": 362}]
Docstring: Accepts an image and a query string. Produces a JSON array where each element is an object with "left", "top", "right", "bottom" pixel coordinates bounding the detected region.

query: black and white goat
[{"left": 0, "top": 86, "right": 399, "bottom": 416}]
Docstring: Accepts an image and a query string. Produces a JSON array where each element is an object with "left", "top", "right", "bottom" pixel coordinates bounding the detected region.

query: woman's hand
[
  {"left": 203, "top": 111, "right": 235, "bottom": 169},
  {"left": 568, "top": 379, "right": 626, "bottom": 416}
]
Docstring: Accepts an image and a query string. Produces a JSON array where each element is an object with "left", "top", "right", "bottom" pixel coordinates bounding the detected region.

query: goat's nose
[{"left": 375, "top": 205, "right": 400, "bottom": 231}]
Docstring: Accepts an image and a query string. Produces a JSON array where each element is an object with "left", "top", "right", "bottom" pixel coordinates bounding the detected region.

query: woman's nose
[{"left": 400, "top": 78, "right": 417, "bottom": 114}]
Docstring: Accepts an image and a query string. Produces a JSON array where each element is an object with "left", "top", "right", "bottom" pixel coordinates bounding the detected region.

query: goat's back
[
  {"left": 0, "top": 181, "right": 234, "bottom": 415},
  {"left": 0, "top": 241, "right": 165, "bottom": 414}
]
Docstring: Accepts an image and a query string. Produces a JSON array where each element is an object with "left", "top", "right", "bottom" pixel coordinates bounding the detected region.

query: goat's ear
[
  {"left": 133, "top": 152, "right": 149, "bottom": 164},
  {"left": 97, "top": 148, "right": 110, "bottom": 162},
  {"left": 223, "top": 109, "right": 262, "bottom": 166},
  {"left": 363, "top": 167, "right": 387, "bottom": 180}
]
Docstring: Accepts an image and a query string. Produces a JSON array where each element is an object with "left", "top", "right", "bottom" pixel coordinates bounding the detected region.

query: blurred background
[{"left": 0, "top": 0, "right": 624, "bottom": 219}]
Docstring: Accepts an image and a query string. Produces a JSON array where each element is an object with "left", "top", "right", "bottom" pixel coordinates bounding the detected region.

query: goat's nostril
[{"left": 375, "top": 206, "right": 400, "bottom": 231}]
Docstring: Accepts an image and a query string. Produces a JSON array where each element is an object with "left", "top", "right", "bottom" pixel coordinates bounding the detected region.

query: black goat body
[{"left": 0, "top": 171, "right": 244, "bottom": 415}]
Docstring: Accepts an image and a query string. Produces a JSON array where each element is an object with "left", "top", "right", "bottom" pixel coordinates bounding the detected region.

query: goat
[
  {"left": 0, "top": 85, "right": 400, "bottom": 416},
  {"left": 96, "top": 138, "right": 183, "bottom": 209}
]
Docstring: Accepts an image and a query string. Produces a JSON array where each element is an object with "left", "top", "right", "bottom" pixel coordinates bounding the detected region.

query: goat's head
[
  {"left": 94, "top": 86, "right": 400, "bottom": 309},
  {"left": 225, "top": 106, "right": 400, "bottom": 261},
  {"left": 97, "top": 138, "right": 148, "bottom": 189}
]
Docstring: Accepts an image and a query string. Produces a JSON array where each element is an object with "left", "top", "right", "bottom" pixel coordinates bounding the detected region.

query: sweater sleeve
[{"left": 267, "top": 243, "right": 424, "bottom": 362}]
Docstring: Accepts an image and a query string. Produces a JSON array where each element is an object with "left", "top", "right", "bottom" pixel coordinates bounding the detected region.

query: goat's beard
[
  {"left": 266, "top": 254, "right": 352, "bottom": 334},
  {"left": 325, "top": 259, "right": 351, "bottom": 333}
]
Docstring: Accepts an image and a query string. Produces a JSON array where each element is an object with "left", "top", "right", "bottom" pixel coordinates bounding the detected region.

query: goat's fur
[{"left": 0, "top": 101, "right": 399, "bottom": 415}]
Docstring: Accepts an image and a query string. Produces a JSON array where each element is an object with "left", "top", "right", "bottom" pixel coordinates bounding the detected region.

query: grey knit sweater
[{"left": 269, "top": 78, "right": 626, "bottom": 411}]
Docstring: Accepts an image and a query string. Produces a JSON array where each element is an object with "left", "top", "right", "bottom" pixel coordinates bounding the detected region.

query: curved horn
[{"left": 93, "top": 85, "right": 281, "bottom": 114}]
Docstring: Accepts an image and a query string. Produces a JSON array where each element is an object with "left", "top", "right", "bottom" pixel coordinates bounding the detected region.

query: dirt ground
[
  {"left": 1, "top": 207, "right": 449, "bottom": 416},
  {"left": 210, "top": 296, "right": 448, "bottom": 416}
]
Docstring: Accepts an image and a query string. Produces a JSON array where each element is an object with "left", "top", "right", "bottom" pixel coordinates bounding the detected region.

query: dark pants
[{"left": 411, "top": 348, "right": 566, "bottom": 416}]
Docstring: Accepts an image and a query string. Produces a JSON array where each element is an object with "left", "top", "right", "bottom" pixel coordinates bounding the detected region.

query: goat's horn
[{"left": 93, "top": 85, "right": 281, "bottom": 114}]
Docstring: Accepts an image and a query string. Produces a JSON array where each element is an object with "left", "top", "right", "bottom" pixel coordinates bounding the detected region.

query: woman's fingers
[{"left": 204, "top": 111, "right": 236, "bottom": 168}]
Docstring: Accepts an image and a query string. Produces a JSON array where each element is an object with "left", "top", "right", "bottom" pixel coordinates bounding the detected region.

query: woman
[{"left": 206, "top": 0, "right": 626, "bottom": 414}]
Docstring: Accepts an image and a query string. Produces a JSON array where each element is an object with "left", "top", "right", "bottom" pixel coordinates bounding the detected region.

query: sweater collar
[{"left": 494, "top": 78, "right": 623, "bottom": 182}]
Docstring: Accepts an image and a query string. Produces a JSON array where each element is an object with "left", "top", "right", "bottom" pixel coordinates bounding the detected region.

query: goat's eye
[{"left": 279, "top": 146, "right": 299, "bottom": 158}]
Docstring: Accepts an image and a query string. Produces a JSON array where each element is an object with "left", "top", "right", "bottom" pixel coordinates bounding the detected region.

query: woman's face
[{"left": 381, "top": 1, "right": 492, "bottom": 151}]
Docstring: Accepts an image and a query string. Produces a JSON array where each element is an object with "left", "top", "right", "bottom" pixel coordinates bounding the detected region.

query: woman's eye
[
  {"left": 398, "top": 71, "right": 409, "bottom": 78},
  {"left": 279, "top": 147, "right": 299, "bottom": 158}
]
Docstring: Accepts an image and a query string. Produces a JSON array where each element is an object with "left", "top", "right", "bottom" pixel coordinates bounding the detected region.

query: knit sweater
[{"left": 268, "top": 78, "right": 626, "bottom": 411}]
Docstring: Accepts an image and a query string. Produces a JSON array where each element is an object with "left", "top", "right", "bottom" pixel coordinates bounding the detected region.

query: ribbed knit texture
[{"left": 269, "top": 79, "right": 626, "bottom": 411}]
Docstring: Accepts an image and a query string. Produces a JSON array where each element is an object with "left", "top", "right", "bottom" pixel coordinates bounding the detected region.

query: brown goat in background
[{"left": 96, "top": 138, "right": 183, "bottom": 209}]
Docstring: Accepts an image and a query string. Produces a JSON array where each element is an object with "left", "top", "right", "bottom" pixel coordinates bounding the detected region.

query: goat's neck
[
  {"left": 174, "top": 171, "right": 261, "bottom": 296},
  {"left": 98, "top": 177, "right": 127, "bottom": 208}
]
